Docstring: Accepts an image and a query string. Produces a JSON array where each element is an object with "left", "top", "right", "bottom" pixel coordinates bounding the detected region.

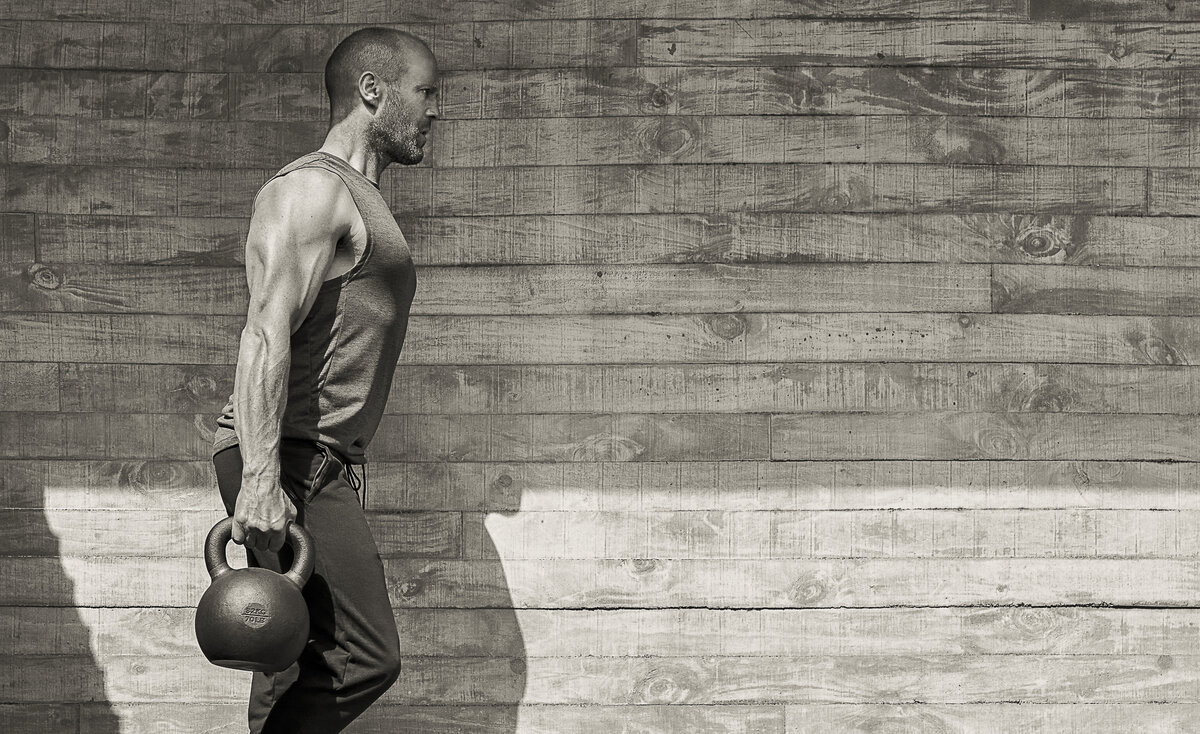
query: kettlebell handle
[{"left": 204, "top": 516, "right": 315, "bottom": 589}]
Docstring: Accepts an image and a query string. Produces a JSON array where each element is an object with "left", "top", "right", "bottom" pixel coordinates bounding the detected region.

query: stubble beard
[{"left": 367, "top": 115, "right": 424, "bottom": 166}]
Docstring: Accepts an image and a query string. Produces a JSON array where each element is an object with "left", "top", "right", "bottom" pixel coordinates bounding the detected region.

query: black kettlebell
[{"left": 195, "top": 516, "right": 315, "bottom": 673}]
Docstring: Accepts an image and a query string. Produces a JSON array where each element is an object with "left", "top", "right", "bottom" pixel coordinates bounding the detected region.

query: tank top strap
[{"left": 251, "top": 152, "right": 379, "bottom": 210}]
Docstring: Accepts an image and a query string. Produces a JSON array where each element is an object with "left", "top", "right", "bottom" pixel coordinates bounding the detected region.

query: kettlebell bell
[{"left": 195, "top": 516, "right": 315, "bottom": 673}]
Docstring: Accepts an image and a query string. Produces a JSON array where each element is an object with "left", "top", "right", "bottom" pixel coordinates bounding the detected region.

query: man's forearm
[{"left": 233, "top": 321, "right": 291, "bottom": 493}]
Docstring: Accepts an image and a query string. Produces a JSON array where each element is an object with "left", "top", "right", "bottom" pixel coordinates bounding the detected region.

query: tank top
[{"left": 211, "top": 151, "right": 418, "bottom": 466}]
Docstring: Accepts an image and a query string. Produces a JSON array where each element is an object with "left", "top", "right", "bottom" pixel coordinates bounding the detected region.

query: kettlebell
[{"left": 195, "top": 516, "right": 315, "bottom": 673}]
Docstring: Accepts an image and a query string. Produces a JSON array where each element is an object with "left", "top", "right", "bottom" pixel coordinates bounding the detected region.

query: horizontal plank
[
  {"left": 0, "top": 163, "right": 1148, "bottom": 216},
  {"left": 993, "top": 264, "right": 1200, "bottom": 315},
  {"left": 1149, "top": 169, "right": 1200, "bottom": 215},
  {"left": 0, "top": 362, "right": 57, "bottom": 411},
  {"left": 7, "top": 556, "right": 1200, "bottom": 607},
  {"left": 65, "top": 703, "right": 1200, "bottom": 734},
  {"left": 1029, "top": 0, "right": 1200, "bottom": 22},
  {"left": 26, "top": 213, "right": 1200, "bottom": 268},
  {"left": 10, "top": 116, "right": 1200, "bottom": 169},
  {"left": 4, "top": 411, "right": 1199, "bottom": 462},
  {"left": 638, "top": 20, "right": 1200, "bottom": 68},
  {"left": 7, "top": 653, "right": 1200, "bottom": 704},
  {"left": 5, "top": 459, "right": 1194, "bottom": 512},
  {"left": 79, "top": 702, "right": 784, "bottom": 734},
  {"left": 8, "top": 508, "right": 1196, "bottom": 560},
  {"left": 37, "top": 606, "right": 1200, "bottom": 659},
  {"left": 0, "top": 213, "right": 35, "bottom": 262},
  {"left": 0, "top": 0, "right": 1030, "bottom": 22},
  {"left": 0, "top": 509, "right": 460, "bottom": 558},
  {"left": 1, "top": 20, "right": 636, "bottom": 72},
  {"left": 770, "top": 412, "right": 1200, "bottom": 461},
  {"left": 0, "top": 263, "right": 991, "bottom": 315},
  {"left": 8, "top": 67, "right": 1198, "bottom": 121},
  {"left": 5, "top": 313, "right": 1196, "bottom": 365},
  {"left": 52, "top": 362, "right": 1200, "bottom": 415},
  {"left": 0, "top": 705, "right": 77, "bottom": 731}
]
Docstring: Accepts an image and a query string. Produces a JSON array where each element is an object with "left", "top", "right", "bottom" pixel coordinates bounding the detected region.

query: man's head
[{"left": 324, "top": 27, "right": 439, "bottom": 165}]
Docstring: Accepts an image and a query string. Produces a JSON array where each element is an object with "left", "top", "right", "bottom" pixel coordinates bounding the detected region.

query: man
[{"left": 209, "top": 26, "right": 439, "bottom": 733}]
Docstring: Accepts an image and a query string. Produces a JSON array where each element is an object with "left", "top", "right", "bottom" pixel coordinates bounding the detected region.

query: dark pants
[{"left": 212, "top": 439, "right": 401, "bottom": 733}]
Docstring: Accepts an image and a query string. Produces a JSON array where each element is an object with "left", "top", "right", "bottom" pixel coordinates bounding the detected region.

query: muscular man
[{"left": 209, "top": 27, "right": 438, "bottom": 733}]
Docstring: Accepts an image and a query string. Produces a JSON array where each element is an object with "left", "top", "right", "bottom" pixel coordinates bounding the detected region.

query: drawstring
[{"left": 345, "top": 461, "right": 366, "bottom": 510}]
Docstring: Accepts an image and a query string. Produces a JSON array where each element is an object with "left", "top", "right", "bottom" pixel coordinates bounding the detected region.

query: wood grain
[
  {"left": 9, "top": 116, "right": 1199, "bottom": 168},
  {"left": 4, "top": 459, "right": 1193, "bottom": 512},
  {"left": 638, "top": 20, "right": 1200, "bottom": 68},
  {"left": 9, "top": 67, "right": 1198, "bottom": 120},
  {"left": 0, "top": 163, "right": 1148, "bottom": 216},
  {"left": 27, "top": 213, "right": 1200, "bottom": 267},
  {"left": 0, "top": 262, "right": 991, "bottom": 315}
]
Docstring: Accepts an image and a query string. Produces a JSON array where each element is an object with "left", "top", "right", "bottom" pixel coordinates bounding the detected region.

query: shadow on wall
[
  {"left": 353, "top": 462, "right": 528, "bottom": 733},
  {"left": 0, "top": 465, "right": 121, "bottom": 733}
]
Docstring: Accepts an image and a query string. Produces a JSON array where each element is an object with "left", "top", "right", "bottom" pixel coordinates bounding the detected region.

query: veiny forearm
[{"left": 233, "top": 319, "right": 292, "bottom": 495}]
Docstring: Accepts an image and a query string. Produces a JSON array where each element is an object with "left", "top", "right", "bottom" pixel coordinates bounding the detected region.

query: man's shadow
[
  {"left": 5, "top": 463, "right": 122, "bottom": 732},
  {"left": 344, "top": 460, "right": 526, "bottom": 733}
]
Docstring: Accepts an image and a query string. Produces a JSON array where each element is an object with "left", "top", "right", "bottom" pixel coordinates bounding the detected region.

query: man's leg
[{"left": 212, "top": 442, "right": 401, "bottom": 733}]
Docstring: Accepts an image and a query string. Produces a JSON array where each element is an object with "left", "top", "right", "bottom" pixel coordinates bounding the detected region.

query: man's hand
[{"left": 232, "top": 480, "right": 298, "bottom": 553}]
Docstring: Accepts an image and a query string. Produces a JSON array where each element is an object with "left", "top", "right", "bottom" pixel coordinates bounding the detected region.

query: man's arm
[{"left": 231, "top": 168, "right": 352, "bottom": 553}]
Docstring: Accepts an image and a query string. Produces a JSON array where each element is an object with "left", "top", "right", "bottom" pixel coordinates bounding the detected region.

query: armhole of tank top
[
  {"left": 251, "top": 158, "right": 372, "bottom": 292},
  {"left": 308, "top": 163, "right": 373, "bottom": 291}
]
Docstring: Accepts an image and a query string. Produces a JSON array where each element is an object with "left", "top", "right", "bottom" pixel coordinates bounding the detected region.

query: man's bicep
[{"left": 243, "top": 172, "right": 348, "bottom": 333}]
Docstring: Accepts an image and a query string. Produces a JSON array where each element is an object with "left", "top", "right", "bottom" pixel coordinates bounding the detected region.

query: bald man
[{"left": 209, "top": 27, "right": 439, "bottom": 733}]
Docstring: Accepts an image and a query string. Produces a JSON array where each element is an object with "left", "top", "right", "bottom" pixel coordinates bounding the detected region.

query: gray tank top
[{"left": 211, "top": 151, "right": 418, "bottom": 465}]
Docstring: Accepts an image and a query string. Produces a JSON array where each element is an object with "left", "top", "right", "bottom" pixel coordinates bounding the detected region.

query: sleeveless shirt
[{"left": 211, "top": 151, "right": 418, "bottom": 465}]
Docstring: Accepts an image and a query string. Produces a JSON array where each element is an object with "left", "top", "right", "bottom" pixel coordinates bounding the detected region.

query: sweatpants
[{"left": 212, "top": 438, "right": 401, "bottom": 733}]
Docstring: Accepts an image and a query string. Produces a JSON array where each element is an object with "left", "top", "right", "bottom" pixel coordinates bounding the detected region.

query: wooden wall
[{"left": 4, "top": 0, "right": 1200, "bottom": 731}]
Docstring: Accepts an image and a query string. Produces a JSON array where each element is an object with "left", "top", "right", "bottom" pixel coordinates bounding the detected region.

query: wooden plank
[
  {"left": 993, "top": 265, "right": 1200, "bottom": 315},
  {"left": 9, "top": 116, "right": 1198, "bottom": 168},
  {"left": 30, "top": 213, "right": 1200, "bottom": 268},
  {"left": 25, "top": 606, "right": 1200, "bottom": 659},
  {"left": 0, "top": 705, "right": 78, "bottom": 732},
  {"left": 11, "top": 652, "right": 1200, "bottom": 704},
  {"left": 0, "top": 213, "right": 36, "bottom": 262},
  {"left": 0, "top": 362, "right": 57, "bottom": 411},
  {"left": 7, "top": 557, "right": 1200, "bottom": 607},
  {"left": 770, "top": 412, "right": 1200, "bottom": 461},
  {"left": 1029, "top": 0, "right": 1200, "bottom": 22},
  {"left": 47, "top": 362, "right": 1200, "bottom": 415},
  {"left": 69, "top": 702, "right": 1200, "bottom": 734},
  {"left": 0, "top": 263, "right": 990, "bottom": 315},
  {"left": 0, "top": 0, "right": 1029, "bottom": 22},
  {"left": 637, "top": 20, "right": 1200, "bottom": 68},
  {"left": 466, "top": 508, "right": 1200, "bottom": 559},
  {"left": 0, "top": 509, "right": 461, "bottom": 558},
  {"left": 786, "top": 703, "right": 1200, "bottom": 733},
  {"left": 7, "top": 67, "right": 1192, "bottom": 121},
  {"left": 7, "top": 507, "right": 1195, "bottom": 560},
  {"left": 0, "top": 163, "right": 1148, "bottom": 217},
  {"left": 381, "top": 363, "right": 1200, "bottom": 415},
  {"left": 6, "top": 411, "right": 1195, "bottom": 462},
  {"left": 9, "top": 313, "right": 1200, "bottom": 366},
  {"left": 8, "top": 20, "right": 637, "bottom": 73},
  {"left": 1148, "top": 169, "right": 1200, "bottom": 215},
  {"left": 5, "top": 459, "right": 1194, "bottom": 512}
]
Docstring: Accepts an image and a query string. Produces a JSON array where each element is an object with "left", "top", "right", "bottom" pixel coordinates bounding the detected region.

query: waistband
[{"left": 278, "top": 438, "right": 367, "bottom": 510}]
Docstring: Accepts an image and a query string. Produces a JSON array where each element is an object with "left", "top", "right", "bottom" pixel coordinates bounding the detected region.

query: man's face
[{"left": 368, "top": 51, "right": 439, "bottom": 166}]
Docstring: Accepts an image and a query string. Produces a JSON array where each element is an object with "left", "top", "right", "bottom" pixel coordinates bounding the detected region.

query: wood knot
[
  {"left": 495, "top": 473, "right": 513, "bottom": 488},
  {"left": 648, "top": 86, "right": 672, "bottom": 108},
  {"left": 645, "top": 117, "right": 698, "bottom": 158},
  {"left": 569, "top": 434, "right": 644, "bottom": 461},
  {"left": 1110, "top": 39, "right": 1130, "bottom": 60},
  {"left": 818, "top": 187, "right": 854, "bottom": 210},
  {"left": 1021, "top": 384, "right": 1073, "bottom": 412},
  {"left": 509, "top": 657, "right": 527, "bottom": 675},
  {"left": 1006, "top": 607, "right": 1074, "bottom": 639},
  {"left": 706, "top": 313, "right": 748, "bottom": 340},
  {"left": 181, "top": 371, "right": 221, "bottom": 402},
  {"left": 399, "top": 577, "right": 425, "bottom": 598},
  {"left": 27, "top": 263, "right": 62, "bottom": 290},
  {"left": 1014, "top": 226, "right": 1067, "bottom": 259},
  {"left": 626, "top": 558, "right": 661, "bottom": 575},
  {"left": 786, "top": 571, "right": 829, "bottom": 604},
  {"left": 973, "top": 423, "right": 1024, "bottom": 459},
  {"left": 957, "top": 314, "right": 974, "bottom": 328},
  {"left": 1158, "top": 654, "right": 1174, "bottom": 671},
  {"left": 123, "top": 461, "right": 181, "bottom": 491},
  {"left": 1131, "top": 334, "right": 1181, "bottom": 365},
  {"left": 631, "top": 664, "right": 698, "bottom": 704}
]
